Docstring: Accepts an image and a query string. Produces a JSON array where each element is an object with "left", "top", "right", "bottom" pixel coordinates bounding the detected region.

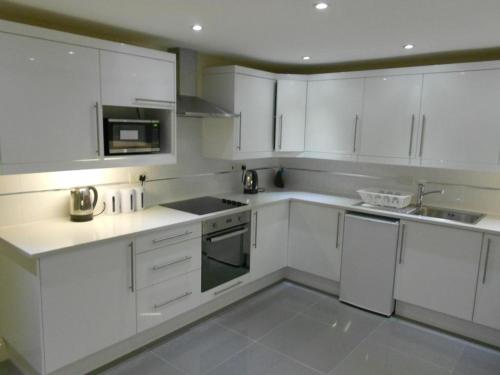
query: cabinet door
[
  {"left": 275, "top": 80, "right": 307, "bottom": 152},
  {"left": 394, "top": 221, "right": 482, "bottom": 320},
  {"left": 359, "top": 75, "right": 422, "bottom": 159},
  {"left": 40, "top": 239, "right": 136, "bottom": 373},
  {"left": 288, "top": 202, "right": 343, "bottom": 281},
  {"left": 251, "top": 202, "right": 289, "bottom": 280},
  {"left": 419, "top": 70, "right": 500, "bottom": 166},
  {"left": 474, "top": 234, "right": 500, "bottom": 330},
  {"left": 235, "top": 74, "right": 275, "bottom": 153},
  {"left": 305, "top": 78, "right": 363, "bottom": 156},
  {"left": 0, "top": 33, "right": 100, "bottom": 165},
  {"left": 100, "top": 50, "right": 175, "bottom": 107}
]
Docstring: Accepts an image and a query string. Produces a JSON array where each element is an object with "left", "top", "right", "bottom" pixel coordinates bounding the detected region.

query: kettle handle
[{"left": 89, "top": 186, "right": 98, "bottom": 210}]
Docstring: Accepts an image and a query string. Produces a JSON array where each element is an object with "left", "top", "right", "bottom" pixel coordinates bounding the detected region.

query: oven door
[
  {"left": 201, "top": 224, "right": 250, "bottom": 292},
  {"left": 104, "top": 119, "right": 160, "bottom": 155}
]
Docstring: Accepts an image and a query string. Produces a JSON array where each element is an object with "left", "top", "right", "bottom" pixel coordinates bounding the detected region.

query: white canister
[
  {"left": 134, "top": 186, "right": 145, "bottom": 211},
  {"left": 105, "top": 189, "right": 121, "bottom": 215},
  {"left": 120, "top": 188, "right": 136, "bottom": 213}
]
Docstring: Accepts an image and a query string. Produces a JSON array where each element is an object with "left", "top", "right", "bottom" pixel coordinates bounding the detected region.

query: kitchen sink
[{"left": 410, "top": 206, "right": 484, "bottom": 224}]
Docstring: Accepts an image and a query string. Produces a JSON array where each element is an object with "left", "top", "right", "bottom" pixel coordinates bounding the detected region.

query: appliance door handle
[
  {"left": 353, "top": 114, "right": 359, "bottom": 153},
  {"left": 419, "top": 115, "right": 426, "bottom": 157},
  {"left": 94, "top": 102, "right": 100, "bottom": 156},
  {"left": 152, "top": 256, "right": 192, "bottom": 271},
  {"left": 154, "top": 291, "right": 192, "bottom": 310},
  {"left": 134, "top": 98, "right": 175, "bottom": 107},
  {"left": 408, "top": 114, "right": 415, "bottom": 157},
  {"left": 253, "top": 211, "right": 258, "bottom": 248},
  {"left": 207, "top": 228, "right": 248, "bottom": 243},
  {"left": 279, "top": 114, "right": 284, "bottom": 150},
  {"left": 336, "top": 212, "right": 342, "bottom": 249},
  {"left": 152, "top": 231, "right": 192, "bottom": 244},
  {"left": 129, "top": 241, "right": 135, "bottom": 292},
  {"left": 214, "top": 281, "right": 243, "bottom": 296},
  {"left": 398, "top": 224, "right": 406, "bottom": 264},
  {"left": 482, "top": 238, "right": 492, "bottom": 284},
  {"left": 237, "top": 112, "right": 243, "bottom": 150}
]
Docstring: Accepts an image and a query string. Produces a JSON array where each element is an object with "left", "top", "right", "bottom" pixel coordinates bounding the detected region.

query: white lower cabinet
[
  {"left": 394, "top": 221, "right": 482, "bottom": 321},
  {"left": 200, "top": 273, "right": 251, "bottom": 304},
  {"left": 288, "top": 201, "right": 344, "bottom": 281},
  {"left": 39, "top": 239, "right": 136, "bottom": 373},
  {"left": 250, "top": 202, "right": 289, "bottom": 280},
  {"left": 473, "top": 234, "right": 500, "bottom": 330},
  {"left": 137, "top": 270, "right": 200, "bottom": 332}
]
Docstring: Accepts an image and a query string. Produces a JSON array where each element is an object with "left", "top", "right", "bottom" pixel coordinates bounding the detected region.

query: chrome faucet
[{"left": 416, "top": 183, "right": 444, "bottom": 209}]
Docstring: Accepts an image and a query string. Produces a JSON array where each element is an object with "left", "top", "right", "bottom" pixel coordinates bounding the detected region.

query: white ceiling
[{"left": 7, "top": 0, "right": 500, "bottom": 65}]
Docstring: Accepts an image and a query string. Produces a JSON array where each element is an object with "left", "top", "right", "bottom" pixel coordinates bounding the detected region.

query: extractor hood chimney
[{"left": 169, "top": 48, "right": 236, "bottom": 118}]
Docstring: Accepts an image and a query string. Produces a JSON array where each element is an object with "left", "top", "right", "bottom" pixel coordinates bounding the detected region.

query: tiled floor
[{"left": 2, "top": 282, "right": 500, "bottom": 375}]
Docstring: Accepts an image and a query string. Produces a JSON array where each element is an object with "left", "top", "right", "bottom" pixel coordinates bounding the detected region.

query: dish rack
[{"left": 357, "top": 188, "right": 413, "bottom": 209}]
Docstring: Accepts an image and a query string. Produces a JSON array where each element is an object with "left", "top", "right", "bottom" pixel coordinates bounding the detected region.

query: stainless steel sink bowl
[{"left": 411, "top": 206, "right": 484, "bottom": 225}]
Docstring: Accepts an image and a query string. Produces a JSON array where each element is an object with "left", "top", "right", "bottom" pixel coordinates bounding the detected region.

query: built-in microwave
[{"left": 104, "top": 118, "right": 161, "bottom": 156}]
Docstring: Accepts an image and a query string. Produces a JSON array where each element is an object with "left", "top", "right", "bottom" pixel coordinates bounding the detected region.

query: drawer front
[
  {"left": 137, "top": 270, "right": 201, "bottom": 332},
  {"left": 136, "top": 223, "right": 201, "bottom": 253},
  {"left": 200, "top": 273, "right": 250, "bottom": 304},
  {"left": 136, "top": 238, "right": 201, "bottom": 289}
]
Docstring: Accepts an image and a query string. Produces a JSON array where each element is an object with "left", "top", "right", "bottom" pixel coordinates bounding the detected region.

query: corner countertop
[{"left": 1, "top": 190, "right": 500, "bottom": 259}]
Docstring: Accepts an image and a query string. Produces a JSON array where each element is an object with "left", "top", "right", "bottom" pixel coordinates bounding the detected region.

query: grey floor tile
[
  {"left": 259, "top": 313, "right": 376, "bottom": 373},
  {"left": 367, "top": 318, "right": 465, "bottom": 370},
  {"left": 152, "top": 320, "right": 253, "bottom": 375},
  {"left": 330, "top": 340, "right": 452, "bottom": 375},
  {"left": 100, "top": 351, "right": 182, "bottom": 375},
  {"left": 206, "top": 343, "right": 322, "bottom": 375},
  {"left": 215, "top": 290, "right": 299, "bottom": 339},
  {"left": 0, "top": 361, "right": 23, "bottom": 375},
  {"left": 452, "top": 343, "right": 500, "bottom": 375}
]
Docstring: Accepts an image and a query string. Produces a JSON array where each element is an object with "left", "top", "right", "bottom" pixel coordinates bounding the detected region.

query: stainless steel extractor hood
[{"left": 169, "top": 48, "right": 236, "bottom": 118}]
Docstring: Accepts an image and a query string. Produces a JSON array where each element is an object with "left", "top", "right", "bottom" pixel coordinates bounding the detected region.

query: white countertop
[{"left": 2, "top": 190, "right": 500, "bottom": 259}]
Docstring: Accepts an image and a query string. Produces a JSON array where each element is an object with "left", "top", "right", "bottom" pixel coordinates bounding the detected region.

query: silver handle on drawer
[
  {"left": 152, "top": 231, "right": 192, "bottom": 244},
  {"left": 213, "top": 281, "right": 243, "bottom": 296},
  {"left": 408, "top": 114, "right": 415, "bottom": 157},
  {"left": 208, "top": 228, "right": 248, "bottom": 243},
  {"left": 253, "top": 211, "right": 258, "bottom": 248},
  {"left": 237, "top": 112, "right": 242, "bottom": 150},
  {"left": 153, "top": 291, "right": 192, "bottom": 310},
  {"left": 353, "top": 114, "right": 359, "bottom": 153},
  {"left": 94, "top": 102, "right": 100, "bottom": 156},
  {"left": 419, "top": 115, "right": 426, "bottom": 157},
  {"left": 279, "top": 114, "right": 284, "bottom": 150},
  {"left": 336, "top": 212, "right": 342, "bottom": 249},
  {"left": 129, "top": 241, "right": 135, "bottom": 292},
  {"left": 482, "top": 238, "right": 492, "bottom": 284},
  {"left": 152, "top": 256, "right": 193, "bottom": 271},
  {"left": 134, "top": 98, "right": 175, "bottom": 106},
  {"left": 398, "top": 224, "right": 406, "bottom": 264}
]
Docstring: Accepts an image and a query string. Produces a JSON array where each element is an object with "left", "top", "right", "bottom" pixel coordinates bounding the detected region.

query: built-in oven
[
  {"left": 201, "top": 211, "right": 251, "bottom": 292},
  {"left": 104, "top": 118, "right": 161, "bottom": 155}
]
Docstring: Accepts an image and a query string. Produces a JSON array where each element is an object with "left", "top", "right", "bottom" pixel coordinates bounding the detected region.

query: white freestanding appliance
[{"left": 340, "top": 212, "right": 400, "bottom": 316}]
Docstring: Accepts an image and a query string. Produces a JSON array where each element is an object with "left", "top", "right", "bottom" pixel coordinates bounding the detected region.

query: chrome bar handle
[
  {"left": 154, "top": 291, "right": 192, "bottom": 310},
  {"left": 152, "top": 231, "right": 192, "bottom": 244},
  {"left": 237, "top": 112, "right": 242, "bottom": 150},
  {"left": 482, "top": 238, "right": 492, "bottom": 284},
  {"left": 353, "top": 114, "right": 359, "bottom": 153},
  {"left": 253, "top": 211, "right": 258, "bottom": 248},
  {"left": 152, "top": 256, "right": 192, "bottom": 271},
  {"left": 398, "top": 224, "right": 406, "bottom": 264},
  {"left": 214, "top": 281, "right": 243, "bottom": 296},
  {"left": 134, "top": 98, "right": 176, "bottom": 105},
  {"left": 419, "top": 115, "right": 426, "bottom": 157},
  {"left": 408, "top": 114, "right": 415, "bottom": 157},
  {"left": 279, "top": 114, "right": 284, "bottom": 150},
  {"left": 129, "top": 241, "right": 135, "bottom": 292},
  {"left": 208, "top": 228, "right": 248, "bottom": 243},
  {"left": 335, "top": 212, "right": 342, "bottom": 249},
  {"left": 94, "top": 102, "right": 100, "bottom": 156}
]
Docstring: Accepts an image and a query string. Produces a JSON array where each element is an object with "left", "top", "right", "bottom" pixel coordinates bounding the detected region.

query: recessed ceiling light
[
  {"left": 29, "top": 57, "right": 35, "bottom": 61},
  {"left": 68, "top": 51, "right": 75, "bottom": 55},
  {"left": 192, "top": 24, "right": 203, "bottom": 32},
  {"left": 403, "top": 44, "right": 415, "bottom": 50},
  {"left": 302, "top": 56, "right": 311, "bottom": 61},
  {"left": 315, "top": 2, "right": 328, "bottom": 10}
]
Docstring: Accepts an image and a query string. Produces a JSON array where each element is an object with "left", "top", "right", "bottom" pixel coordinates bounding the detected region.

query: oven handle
[{"left": 207, "top": 228, "right": 248, "bottom": 243}]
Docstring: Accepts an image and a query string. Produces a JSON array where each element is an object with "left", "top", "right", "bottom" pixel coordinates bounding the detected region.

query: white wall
[
  {"left": 0, "top": 117, "right": 277, "bottom": 227},
  {"left": 280, "top": 157, "right": 500, "bottom": 215}
]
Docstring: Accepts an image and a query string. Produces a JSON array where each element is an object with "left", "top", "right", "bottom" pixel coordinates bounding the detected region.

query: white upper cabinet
[
  {"left": 394, "top": 221, "right": 482, "bottom": 321},
  {"left": 275, "top": 79, "right": 307, "bottom": 152},
  {"left": 474, "top": 234, "right": 500, "bottom": 331},
  {"left": 100, "top": 50, "right": 176, "bottom": 108},
  {"left": 419, "top": 69, "right": 500, "bottom": 167},
  {"left": 0, "top": 33, "right": 100, "bottom": 165},
  {"left": 250, "top": 202, "right": 289, "bottom": 281},
  {"left": 359, "top": 75, "right": 422, "bottom": 160},
  {"left": 203, "top": 67, "right": 275, "bottom": 159},
  {"left": 305, "top": 78, "right": 364, "bottom": 158}
]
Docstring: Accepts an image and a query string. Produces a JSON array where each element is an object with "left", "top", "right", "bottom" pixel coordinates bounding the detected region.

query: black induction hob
[{"left": 160, "top": 196, "right": 247, "bottom": 215}]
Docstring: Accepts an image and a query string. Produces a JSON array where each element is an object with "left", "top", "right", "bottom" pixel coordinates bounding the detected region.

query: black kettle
[{"left": 242, "top": 169, "right": 259, "bottom": 194}]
